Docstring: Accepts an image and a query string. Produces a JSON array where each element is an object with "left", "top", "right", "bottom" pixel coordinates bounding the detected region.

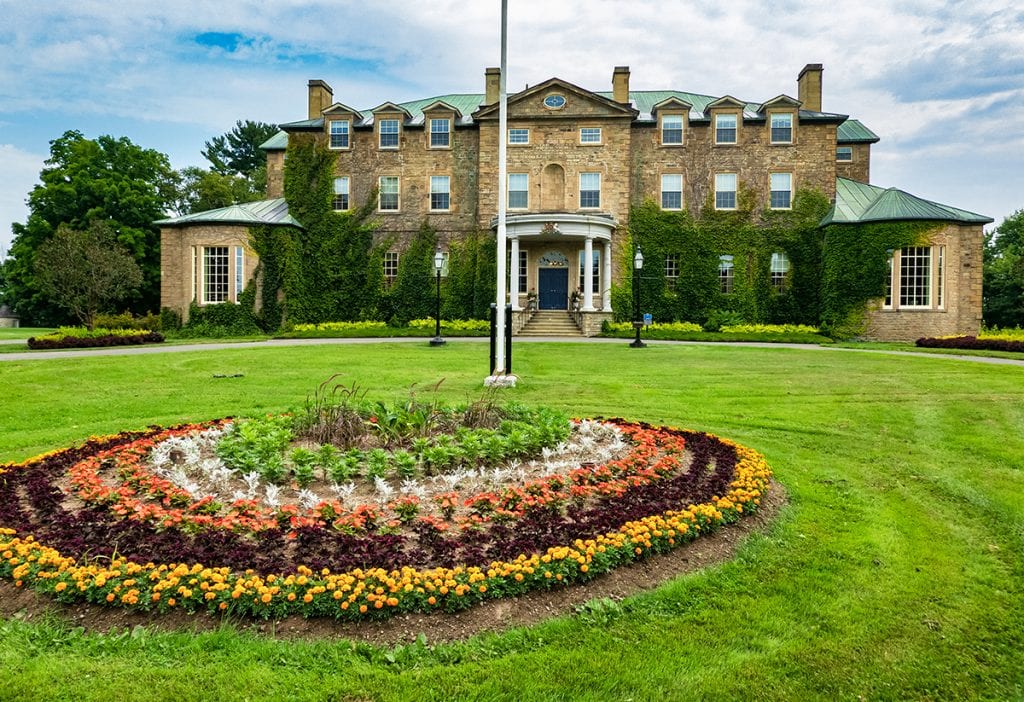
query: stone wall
[
  {"left": 862, "top": 223, "right": 984, "bottom": 341},
  {"left": 835, "top": 143, "right": 871, "bottom": 183}
]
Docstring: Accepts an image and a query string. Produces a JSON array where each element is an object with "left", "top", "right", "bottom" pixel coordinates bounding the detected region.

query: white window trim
[
  {"left": 328, "top": 119, "right": 351, "bottom": 150},
  {"left": 661, "top": 174, "right": 683, "bottom": 211},
  {"left": 508, "top": 173, "right": 529, "bottom": 210},
  {"left": 769, "top": 173, "right": 793, "bottom": 210},
  {"left": 383, "top": 251, "right": 399, "bottom": 283},
  {"left": 769, "top": 112, "right": 794, "bottom": 145},
  {"left": 429, "top": 175, "right": 451, "bottom": 212},
  {"left": 715, "top": 173, "right": 738, "bottom": 211},
  {"left": 885, "top": 246, "right": 946, "bottom": 311},
  {"left": 201, "top": 246, "right": 230, "bottom": 305},
  {"left": 508, "top": 128, "right": 530, "bottom": 145},
  {"left": 428, "top": 117, "right": 451, "bottom": 149},
  {"left": 332, "top": 176, "right": 350, "bottom": 212},
  {"left": 378, "top": 176, "right": 400, "bottom": 212},
  {"left": 579, "top": 127, "right": 602, "bottom": 145},
  {"left": 378, "top": 118, "right": 400, "bottom": 150},
  {"left": 836, "top": 146, "right": 854, "bottom": 162},
  {"left": 579, "top": 172, "right": 601, "bottom": 209},
  {"left": 660, "top": 114, "right": 685, "bottom": 146},
  {"left": 714, "top": 113, "right": 739, "bottom": 145}
]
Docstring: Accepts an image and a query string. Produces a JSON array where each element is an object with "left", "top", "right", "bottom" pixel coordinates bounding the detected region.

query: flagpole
[{"left": 494, "top": 0, "right": 509, "bottom": 377}]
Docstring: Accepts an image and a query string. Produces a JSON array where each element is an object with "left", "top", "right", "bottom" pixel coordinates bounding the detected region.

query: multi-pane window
[
  {"left": 715, "top": 173, "right": 737, "bottom": 210},
  {"left": 836, "top": 146, "right": 853, "bottom": 162},
  {"left": 770, "top": 113, "right": 793, "bottom": 143},
  {"left": 715, "top": 113, "right": 737, "bottom": 144},
  {"left": 580, "top": 128, "right": 602, "bottom": 144},
  {"left": 770, "top": 252, "right": 791, "bottom": 291},
  {"left": 332, "top": 176, "right": 350, "bottom": 211},
  {"left": 329, "top": 120, "right": 350, "bottom": 149},
  {"left": 508, "top": 128, "right": 529, "bottom": 145},
  {"left": 578, "top": 250, "right": 600, "bottom": 294},
  {"left": 379, "top": 176, "right": 399, "bottom": 211},
  {"left": 661, "top": 174, "right": 683, "bottom": 210},
  {"left": 383, "top": 251, "right": 399, "bottom": 284},
  {"left": 770, "top": 173, "right": 792, "bottom": 209},
  {"left": 235, "top": 246, "right": 245, "bottom": 297},
  {"left": 719, "top": 255, "right": 735, "bottom": 294},
  {"left": 579, "top": 172, "right": 601, "bottom": 208},
  {"left": 665, "top": 253, "right": 680, "bottom": 280},
  {"left": 430, "top": 175, "right": 450, "bottom": 211},
  {"left": 508, "top": 173, "right": 528, "bottom": 209},
  {"left": 203, "top": 247, "right": 229, "bottom": 304},
  {"left": 899, "top": 247, "right": 932, "bottom": 307},
  {"left": 429, "top": 118, "right": 450, "bottom": 148},
  {"left": 661, "top": 114, "right": 684, "bottom": 145},
  {"left": 379, "top": 119, "right": 399, "bottom": 148},
  {"left": 518, "top": 251, "right": 528, "bottom": 294}
]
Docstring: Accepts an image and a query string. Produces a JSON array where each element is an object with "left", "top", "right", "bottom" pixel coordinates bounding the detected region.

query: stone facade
[{"left": 160, "top": 225, "right": 257, "bottom": 323}]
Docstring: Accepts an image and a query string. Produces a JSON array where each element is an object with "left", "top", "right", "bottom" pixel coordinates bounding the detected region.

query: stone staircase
[{"left": 517, "top": 310, "right": 584, "bottom": 337}]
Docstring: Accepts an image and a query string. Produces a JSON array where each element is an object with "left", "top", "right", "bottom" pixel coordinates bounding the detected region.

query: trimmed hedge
[
  {"left": 916, "top": 336, "right": 1024, "bottom": 353},
  {"left": 28, "top": 331, "right": 164, "bottom": 350}
]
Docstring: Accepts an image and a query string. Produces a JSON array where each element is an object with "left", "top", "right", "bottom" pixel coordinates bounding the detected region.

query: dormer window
[
  {"left": 661, "top": 115, "right": 684, "bottom": 145},
  {"left": 379, "top": 119, "right": 400, "bottom": 149},
  {"left": 429, "top": 118, "right": 450, "bottom": 148},
  {"left": 329, "top": 120, "right": 350, "bottom": 149},
  {"left": 770, "top": 113, "right": 793, "bottom": 144},
  {"left": 715, "top": 114, "right": 737, "bottom": 144}
]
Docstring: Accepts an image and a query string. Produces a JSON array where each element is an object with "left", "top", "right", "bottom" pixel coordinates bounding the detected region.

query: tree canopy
[
  {"left": 34, "top": 221, "right": 143, "bottom": 330},
  {"left": 201, "top": 120, "right": 278, "bottom": 177},
  {"left": 1, "top": 130, "right": 175, "bottom": 325},
  {"left": 172, "top": 166, "right": 264, "bottom": 215},
  {"left": 983, "top": 209, "right": 1024, "bottom": 328}
]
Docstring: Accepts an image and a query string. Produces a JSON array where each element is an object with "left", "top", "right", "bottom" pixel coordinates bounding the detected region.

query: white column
[
  {"left": 582, "top": 236, "right": 595, "bottom": 311},
  {"left": 509, "top": 236, "right": 520, "bottom": 310},
  {"left": 602, "top": 240, "right": 613, "bottom": 311}
]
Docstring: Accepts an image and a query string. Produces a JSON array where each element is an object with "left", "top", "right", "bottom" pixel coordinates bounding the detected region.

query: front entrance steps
[{"left": 517, "top": 310, "right": 583, "bottom": 337}]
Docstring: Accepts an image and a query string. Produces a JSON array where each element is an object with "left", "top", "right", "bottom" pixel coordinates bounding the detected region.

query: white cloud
[{"left": 0, "top": 145, "right": 44, "bottom": 258}]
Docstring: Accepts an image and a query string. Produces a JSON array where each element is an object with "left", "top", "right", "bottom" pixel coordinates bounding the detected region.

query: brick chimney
[
  {"left": 612, "top": 66, "right": 630, "bottom": 104},
  {"left": 798, "top": 64, "right": 823, "bottom": 112},
  {"left": 308, "top": 79, "right": 333, "bottom": 119},
  {"left": 485, "top": 67, "right": 500, "bottom": 105}
]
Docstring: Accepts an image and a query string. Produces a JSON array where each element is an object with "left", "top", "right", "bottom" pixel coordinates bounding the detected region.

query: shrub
[
  {"left": 27, "top": 327, "right": 164, "bottom": 349},
  {"left": 915, "top": 336, "right": 1024, "bottom": 353},
  {"left": 93, "top": 311, "right": 162, "bottom": 331}
]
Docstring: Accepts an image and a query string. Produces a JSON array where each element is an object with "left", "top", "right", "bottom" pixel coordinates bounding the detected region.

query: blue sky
[{"left": 1, "top": 0, "right": 1022, "bottom": 257}]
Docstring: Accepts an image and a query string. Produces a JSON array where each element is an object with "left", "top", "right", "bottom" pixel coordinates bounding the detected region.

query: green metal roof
[
  {"left": 837, "top": 119, "right": 879, "bottom": 143},
  {"left": 156, "top": 198, "right": 303, "bottom": 228},
  {"left": 259, "top": 131, "right": 288, "bottom": 150},
  {"left": 821, "top": 178, "right": 992, "bottom": 225}
]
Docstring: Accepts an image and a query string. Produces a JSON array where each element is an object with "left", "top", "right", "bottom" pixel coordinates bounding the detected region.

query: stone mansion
[{"left": 159, "top": 64, "right": 991, "bottom": 340}]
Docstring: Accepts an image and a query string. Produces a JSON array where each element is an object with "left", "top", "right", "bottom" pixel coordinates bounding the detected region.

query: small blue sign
[{"left": 643, "top": 313, "right": 652, "bottom": 326}]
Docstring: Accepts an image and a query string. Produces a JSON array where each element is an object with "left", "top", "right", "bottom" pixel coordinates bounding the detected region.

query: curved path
[{"left": 1, "top": 335, "right": 1022, "bottom": 366}]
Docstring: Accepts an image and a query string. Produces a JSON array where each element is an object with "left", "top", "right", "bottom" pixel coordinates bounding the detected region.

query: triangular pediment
[
  {"left": 651, "top": 97, "right": 693, "bottom": 115},
  {"left": 323, "top": 102, "right": 364, "bottom": 120},
  {"left": 472, "top": 78, "right": 638, "bottom": 120},
  {"left": 370, "top": 101, "right": 412, "bottom": 118},
  {"left": 706, "top": 95, "right": 746, "bottom": 110},
  {"left": 757, "top": 94, "right": 801, "bottom": 113},
  {"left": 420, "top": 100, "right": 463, "bottom": 118}
]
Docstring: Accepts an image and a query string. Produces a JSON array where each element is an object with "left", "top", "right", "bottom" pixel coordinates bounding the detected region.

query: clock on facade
[{"left": 543, "top": 94, "right": 566, "bottom": 109}]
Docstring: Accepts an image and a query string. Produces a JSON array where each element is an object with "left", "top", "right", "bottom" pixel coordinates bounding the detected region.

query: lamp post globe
[
  {"left": 630, "top": 246, "right": 646, "bottom": 348},
  {"left": 430, "top": 246, "right": 446, "bottom": 346}
]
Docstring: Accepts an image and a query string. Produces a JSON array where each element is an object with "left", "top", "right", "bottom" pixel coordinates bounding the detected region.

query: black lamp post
[
  {"left": 630, "top": 246, "right": 646, "bottom": 348},
  {"left": 430, "top": 246, "right": 446, "bottom": 346}
]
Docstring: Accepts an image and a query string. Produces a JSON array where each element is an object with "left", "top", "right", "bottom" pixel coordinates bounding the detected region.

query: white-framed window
[
  {"left": 234, "top": 246, "right": 245, "bottom": 298},
  {"left": 770, "top": 173, "right": 792, "bottom": 209},
  {"left": 579, "top": 172, "right": 601, "bottom": 208},
  {"left": 383, "top": 251, "right": 399, "bottom": 284},
  {"left": 885, "top": 246, "right": 946, "bottom": 310},
  {"left": 715, "top": 113, "right": 737, "bottom": 144},
  {"left": 508, "top": 173, "right": 528, "bottom": 209},
  {"left": 332, "top": 176, "right": 350, "bottom": 211},
  {"left": 661, "top": 174, "right": 683, "bottom": 210},
  {"left": 378, "top": 118, "right": 400, "bottom": 148},
  {"left": 715, "top": 173, "right": 737, "bottom": 210},
  {"left": 770, "top": 113, "right": 793, "bottom": 144},
  {"left": 836, "top": 146, "right": 853, "bottom": 162},
  {"left": 378, "top": 176, "right": 399, "bottom": 211},
  {"left": 429, "top": 118, "right": 450, "bottom": 148},
  {"left": 508, "top": 128, "right": 530, "bottom": 145},
  {"left": 770, "top": 252, "right": 791, "bottom": 291},
  {"left": 203, "top": 246, "right": 229, "bottom": 304},
  {"left": 719, "top": 255, "right": 735, "bottom": 294},
  {"left": 518, "top": 250, "right": 528, "bottom": 293},
  {"left": 665, "top": 253, "right": 680, "bottom": 279},
  {"left": 430, "top": 175, "right": 450, "bottom": 211},
  {"left": 579, "top": 127, "right": 602, "bottom": 144},
  {"left": 661, "top": 114, "right": 684, "bottom": 145},
  {"left": 329, "top": 120, "right": 350, "bottom": 149},
  {"left": 578, "top": 250, "right": 600, "bottom": 294}
]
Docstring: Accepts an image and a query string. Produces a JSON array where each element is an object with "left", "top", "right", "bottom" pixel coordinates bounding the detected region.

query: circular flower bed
[{"left": 0, "top": 413, "right": 771, "bottom": 622}]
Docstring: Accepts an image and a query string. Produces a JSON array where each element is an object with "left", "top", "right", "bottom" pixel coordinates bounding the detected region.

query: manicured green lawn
[
  {"left": 0, "top": 327, "right": 53, "bottom": 340},
  {"left": 1, "top": 342, "right": 1022, "bottom": 701}
]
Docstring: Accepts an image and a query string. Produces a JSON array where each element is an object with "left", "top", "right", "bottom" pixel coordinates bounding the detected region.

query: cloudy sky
[{"left": 1, "top": 0, "right": 1022, "bottom": 257}]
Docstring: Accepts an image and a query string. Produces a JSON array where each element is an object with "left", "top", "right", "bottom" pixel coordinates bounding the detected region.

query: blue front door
[{"left": 538, "top": 268, "right": 568, "bottom": 310}]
